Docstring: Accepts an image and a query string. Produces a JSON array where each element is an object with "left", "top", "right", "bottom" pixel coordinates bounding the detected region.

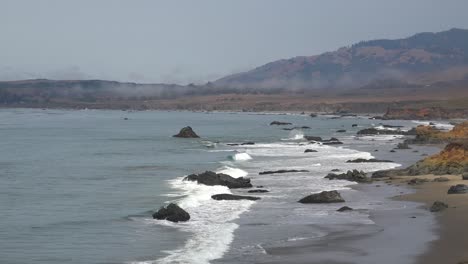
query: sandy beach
[{"left": 388, "top": 174, "right": 468, "bottom": 264}]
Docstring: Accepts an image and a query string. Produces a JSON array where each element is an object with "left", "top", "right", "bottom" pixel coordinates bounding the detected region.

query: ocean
[{"left": 0, "top": 109, "right": 443, "bottom": 264}]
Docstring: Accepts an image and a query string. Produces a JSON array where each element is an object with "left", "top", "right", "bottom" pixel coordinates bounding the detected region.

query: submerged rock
[
  {"left": 153, "top": 203, "right": 190, "bottom": 222},
  {"left": 433, "top": 177, "right": 450, "bottom": 182},
  {"left": 408, "top": 178, "right": 429, "bottom": 185},
  {"left": 173, "top": 126, "right": 200, "bottom": 138},
  {"left": 184, "top": 171, "right": 252, "bottom": 189},
  {"left": 304, "top": 136, "right": 323, "bottom": 141},
  {"left": 396, "top": 142, "right": 411, "bottom": 149},
  {"left": 304, "top": 149, "right": 318, "bottom": 153},
  {"left": 346, "top": 158, "right": 393, "bottom": 163},
  {"left": 211, "top": 194, "right": 260, "bottom": 201},
  {"left": 447, "top": 184, "right": 468, "bottom": 194},
  {"left": 430, "top": 201, "right": 448, "bottom": 212},
  {"left": 299, "top": 190, "right": 345, "bottom": 203},
  {"left": 270, "top": 121, "right": 292, "bottom": 126},
  {"left": 227, "top": 142, "right": 255, "bottom": 146},
  {"left": 336, "top": 129, "right": 346, "bottom": 133},
  {"left": 325, "top": 169, "right": 372, "bottom": 183},
  {"left": 259, "top": 169, "right": 309, "bottom": 175},
  {"left": 248, "top": 189, "right": 269, "bottom": 193},
  {"left": 337, "top": 206, "right": 353, "bottom": 212}
]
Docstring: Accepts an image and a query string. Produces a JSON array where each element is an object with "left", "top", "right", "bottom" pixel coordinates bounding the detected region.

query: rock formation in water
[
  {"left": 298, "top": 190, "right": 345, "bottom": 203},
  {"left": 173, "top": 126, "right": 200, "bottom": 138},
  {"left": 184, "top": 171, "right": 252, "bottom": 189},
  {"left": 153, "top": 203, "right": 190, "bottom": 222}
]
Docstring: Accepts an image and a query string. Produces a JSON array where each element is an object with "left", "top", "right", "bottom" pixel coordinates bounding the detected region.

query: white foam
[
  {"left": 281, "top": 130, "right": 304, "bottom": 141},
  {"left": 132, "top": 177, "right": 255, "bottom": 264},
  {"left": 230, "top": 152, "right": 252, "bottom": 161},
  {"left": 216, "top": 166, "right": 248, "bottom": 178}
]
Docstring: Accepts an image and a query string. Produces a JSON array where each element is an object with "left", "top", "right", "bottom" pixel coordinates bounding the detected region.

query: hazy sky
[{"left": 2, "top": 0, "right": 468, "bottom": 84}]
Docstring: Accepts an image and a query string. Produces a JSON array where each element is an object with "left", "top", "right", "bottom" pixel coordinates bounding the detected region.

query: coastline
[{"left": 389, "top": 175, "right": 468, "bottom": 264}]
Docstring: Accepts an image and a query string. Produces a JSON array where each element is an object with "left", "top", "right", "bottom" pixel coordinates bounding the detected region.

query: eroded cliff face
[
  {"left": 383, "top": 107, "right": 468, "bottom": 120},
  {"left": 407, "top": 122, "right": 468, "bottom": 144},
  {"left": 406, "top": 142, "right": 468, "bottom": 175}
]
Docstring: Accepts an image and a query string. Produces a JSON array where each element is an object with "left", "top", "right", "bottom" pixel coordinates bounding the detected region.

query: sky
[{"left": 1, "top": 0, "right": 468, "bottom": 84}]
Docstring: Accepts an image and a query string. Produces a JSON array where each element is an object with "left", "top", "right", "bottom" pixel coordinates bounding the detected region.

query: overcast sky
[{"left": 1, "top": 0, "right": 468, "bottom": 84}]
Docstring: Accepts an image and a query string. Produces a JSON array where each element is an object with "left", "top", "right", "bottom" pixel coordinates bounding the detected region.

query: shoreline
[{"left": 387, "top": 174, "right": 468, "bottom": 264}]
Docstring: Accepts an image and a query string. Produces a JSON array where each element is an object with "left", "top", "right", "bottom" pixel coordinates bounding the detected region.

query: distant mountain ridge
[{"left": 215, "top": 28, "right": 468, "bottom": 90}]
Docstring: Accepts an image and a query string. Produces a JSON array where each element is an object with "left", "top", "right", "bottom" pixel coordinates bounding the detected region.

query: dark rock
[
  {"left": 173, "top": 126, "right": 200, "bottom": 138},
  {"left": 352, "top": 124, "right": 358, "bottom": 127},
  {"left": 304, "top": 149, "right": 318, "bottom": 153},
  {"left": 256, "top": 185, "right": 264, "bottom": 188},
  {"left": 270, "top": 121, "right": 292, "bottom": 126},
  {"left": 304, "top": 136, "right": 323, "bottom": 141},
  {"left": 310, "top": 113, "right": 317, "bottom": 118},
  {"left": 184, "top": 171, "right": 252, "bottom": 189},
  {"left": 447, "top": 184, "right": 468, "bottom": 194},
  {"left": 408, "top": 178, "right": 429, "bottom": 185},
  {"left": 462, "top": 173, "right": 468, "bottom": 180},
  {"left": 336, "top": 129, "right": 346, "bottom": 133},
  {"left": 357, "top": 127, "right": 409, "bottom": 135},
  {"left": 430, "top": 201, "right": 448, "bottom": 212},
  {"left": 382, "top": 124, "right": 404, "bottom": 128},
  {"left": 346, "top": 158, "right": 393, "bottom": 163},
  {"left": 321, "top": 138, "right": 343, "bottom": 145},
  {"left": 433, "top": 177, "right": 450, "bottom": 182},
  {"left": 211, "top": 194, "right": 260, "bottom": 201},
  {"left": 259, "top": 169, "right": 309, "bottom": 175},
  {"left": 299, "top": 190, "right": 345, "bottom": 203},
  {"left": 337, "top": 206, "right": 353, "bottom": 212},
  {"left": 153, "top": 203, "right": 190, "bottom": 222},
  {"left": 227, "top": 142, "right": 255, "bottom": 146},
  {"left": 331, "top": 169, "right": 340, "bottom": 172},
  {"left": 248, "top": 189, "right": 269, "bottom": 193},
  {"left": 325, "top": 169, "right": 372, "bottom": 183},
  {"left": 123, "top": 117, "right": 129, "bottom": 120},
  {"left": 396, "top": 142, "right": 411, "bottom": 149},
  {"left": 390, "top": 150, "right": 396, "bottom": 152}
]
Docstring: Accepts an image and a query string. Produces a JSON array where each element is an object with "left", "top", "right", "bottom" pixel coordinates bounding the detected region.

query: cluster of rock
[
  {"left": 304, "top": 135, "right": 343, "bottom": 145},
  {"left": 211, "top": 194, "right": 260, "bottom": 201},
  {"left": 325, "top": 170, "right": 372, "bottom": 183},
  {"left": 447, "top": 184, "right": 468, "bottom": 194},
  {"left": 356, "top": 127, "right": 415, "bottom": 136}
]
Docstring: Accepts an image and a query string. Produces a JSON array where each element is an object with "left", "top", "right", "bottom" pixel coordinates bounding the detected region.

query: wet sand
[{"left": 390, "top": 174, "right": 468, "bottom": 264}]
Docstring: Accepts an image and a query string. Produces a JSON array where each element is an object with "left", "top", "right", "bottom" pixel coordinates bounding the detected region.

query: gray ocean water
[{"left": 0, "top": 109, "right": 440, "bottom": 264}]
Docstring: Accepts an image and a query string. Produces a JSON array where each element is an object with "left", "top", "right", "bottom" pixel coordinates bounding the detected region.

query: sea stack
[{"left": 173, "top": 126, "right": 200, "bottom": 138}]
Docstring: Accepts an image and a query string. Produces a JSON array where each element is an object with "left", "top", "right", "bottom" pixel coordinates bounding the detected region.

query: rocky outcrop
[
  {"left": 184, "top": 171, "right": 252, "bottom": 189},
  {"left": 346, "top": 158, "right": 393, "bottom": 163},
  {"left": 325, "top": 169, "right": 372, "bottom": 183},
  {"left": 383, "top": 107, "right": 468, "bottom": 120},
  {"left": 430, "top": 201, "right": 449, "bottom": 212},
  {"left": 372, "top": 142, "right": 468, "bottom": 177},
  {"left": 447, "top": 184, "right": 468, "bottom": 194},
  {"left": 153, "top": 203, "right": 190, "bottom": 222},
  {"left": 463, "top": 173, "right": 468, "bottom": 180},
  {"left": 357, "top": 127, "right": 408, "bottom": 135},
  {"left": 211, "top": 194, "right": 260, "bottom": 201},
  {"left": 396, "top": 142, "right": 411, "bottom": 149},
  {"left": 270, "top": 121, "right": 292, "bottom": 125},
  {"left": 337, "top": 206, "right": 353, "bottom": 212},
  {"left": 405, "top": 122, "right": 468, "bottom": 144},
  {"left": 173, "top": 126, "right": 200, "bottom": 138},
  {"left": 259, "top": 169, "right": 309, "bottom": 175},
  {"left": 299, "top": 190, "right": 345, "bottom": 203},
  {"left": 321, "top": 138, "right": 343, "bottom": 145}
]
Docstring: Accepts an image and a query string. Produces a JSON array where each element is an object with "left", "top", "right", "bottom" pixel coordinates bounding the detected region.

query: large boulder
[
  {"left": 298, "top": 190, "right": 345, "bottom": 203},
  {"left": 184, "top": 171, "right": 252, "bottom": 189},
  {"left": 325, "top": 170, "right": 372, "bottom": 183},
  {"left": 337, "top": 206, "right": 353, "bottom": 212},
  {"left": 153, "top": 203, "right": 190, "bottom": 222},
  {"left": 447, "top": 184, "right": 468, "bottom": 194},
  {"left": 462, "top": 173, "right": 468, "bottom": 180},
  {"left": 173, "top": 126, "right": 200, "bottom": 138},
  {"left": 248, "top": 189, "right": 269, "bottom": 193},
  {"left": 211, "top": 194, "right": 260, "bottom": 201}
]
